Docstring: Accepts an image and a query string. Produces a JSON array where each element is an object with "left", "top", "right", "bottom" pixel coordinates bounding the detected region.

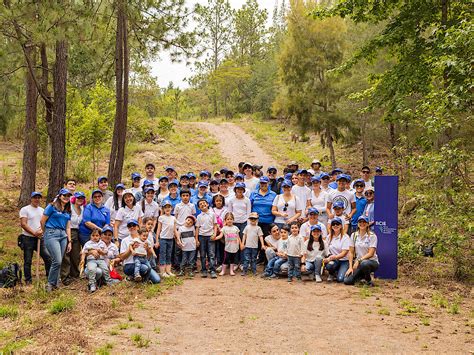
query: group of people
[{"left": 18, "top": 159, "right": 381, "bottom": 292}]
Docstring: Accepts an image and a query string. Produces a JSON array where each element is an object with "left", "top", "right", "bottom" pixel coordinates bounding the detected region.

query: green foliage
[
  {"left": 131, "top": 334, "right": 150, "bottom": 348},
  {"left": 48, "top": 295, "right": 75, "bottom": 314},
  {"left": 0, "top": 305, "right": 19, "bottom": 320},
  {"left": 156, "top": 118, "right": 175, "bottom": 138},
  {"left": 95, "top": 342, "right": 114, "bottom": 355}
]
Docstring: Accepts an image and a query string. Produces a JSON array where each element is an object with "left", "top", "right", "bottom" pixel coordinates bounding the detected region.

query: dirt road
[{"left": 194, "top": 122, "right": 278, "bottom": 170}]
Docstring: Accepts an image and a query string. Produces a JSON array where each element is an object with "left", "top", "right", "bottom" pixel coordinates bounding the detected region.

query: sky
[{"left": 149, "top": 0, "right": 276, "bottom": 89}]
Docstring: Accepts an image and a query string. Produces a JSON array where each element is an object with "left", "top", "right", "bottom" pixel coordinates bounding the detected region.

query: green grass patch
[
  {"left": 431, "top": 292, "right": 448, "bottom": 308},
  {"left": 359, "top": 286, "right": 373, "bottom": 299},
  {"left": 378, "top": 308, "right": 390, "bottom": 316},
  {"left": 131, "top": 334, "right": 150, "bottom": 348},
  {"left": 145, "top": 284, "right": 163, "bottom": 298},
  {"left": 153, "top": 326, "right": 161, "bottom": 334},
  {"left": 398, "top": 299, "right": 422, "bottom": 316},
  {"left": 48, "top": 295, "right": 75, "bottom": 314},
  {"left": 95, "top": 342, "right": 114, "bottom": 355},
  {"left": 118, "top": 322, "right": 129, "bottom": 330},
  {"left": 1, "top": 339, "right": 32, "bottom": 353},
  {"left": 0, "top": 305, "right": 19, "bottom": 320}
]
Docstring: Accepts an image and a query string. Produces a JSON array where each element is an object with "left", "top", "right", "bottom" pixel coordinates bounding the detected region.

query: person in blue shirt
[
  {"left": 191, "top": 181, "right": 213, "bottom": 215},
  {"left": 79, "top": 189, "right": 111, "bottom": 246},
  {"left": 164, "top": 179, "right": 181, "bottom": 214},
  {"left": 350, "top": 179, "right": 367, "bottom": 235},
  {"left": 40, "top": 188, "right": 72, "bottom": 292}
]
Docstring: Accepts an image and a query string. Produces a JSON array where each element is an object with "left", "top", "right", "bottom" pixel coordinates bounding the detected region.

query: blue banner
[{"left": 374, "top": 176, "right": 398, "bottom": 279}]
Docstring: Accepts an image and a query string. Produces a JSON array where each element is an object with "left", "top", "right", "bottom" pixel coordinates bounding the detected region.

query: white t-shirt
[
  {"left": 352, "top": 231, "right": 378, "bottom": 263},
  {"left": 174, "top": 202, "right": 196, "bottom": 226},
  {"left": 243, "top": 224, "right": 263, "bottom": 248},
  {"left": 308, "top": 190, "right": 328, "bottom": 214},
  {"left": 115, "top": 205, "right": 144, "bottom": 240},
  {"left": 178, "top": 225, "right": 196, "bottom": 251},
  {"left": 304, "top": 239, "right": 328, "bottom": 261},
  {"left": 219, "top": 191, "right": 234, "bottom": 206},
  {"left": 196, "top": 210, "right": 217, "bottom": 236},
  {"left": 156, "top": 191, "right": 170, "bottom": 206},
  {"left": 82, "top": 240, "right": 107, "bottom": 260},
  {"left": 105, "top": 196, "right": 122, "bottom": 222},
  {"left": 222, "top": 225, "right": 240, "bottom": 253},
  {"left": 142, "top": 200, "right": 160, "bottom": 219},
  {"left": 350, "top": 179, "right": 373, "bottom": 190},
  {"left": 327, "top": 189, "right": 355, "bottom": 216},
  {"left": 119, "top": 236, "right": 134, "bottom": 265},
  {"left": 291, "top": 185, "right": 311, "bottom": 217},
  {"left": 19, "top": 205, "right": 44, "bottom": 237},
  {"left": 272, "top": 194, "right": 301, "bottom": 224},
  {"left": 299, "top": 221, "right": 328, "bottom": 240},
  {"left": 227, "top": 196, "right": 251, "bottom": 224},
  {"left": 132, "top": 237, "right": 151, "bottom": 256},
  {"left": 277, "top": 238, "right": 289, "bottom": 254},
  {"left": 70, "top": 205, "right": 84, "bottom": 229},
  {"left": 244, "top": 176, "right": 259, "bottom": 192},
  {"left": 287, "top": 234, "right": 305, "bottom": 257},
  {"left": 158, "top": 214, "right": 176, "bottom": 239},
  {"left": 328, "top": 234, "right": 351, "bottom": 261},
  {"left": 264, "top": 235, "right": 280, "bottom": 249}
]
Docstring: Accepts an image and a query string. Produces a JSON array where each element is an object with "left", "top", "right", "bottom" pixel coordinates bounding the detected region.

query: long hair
[
  {"left": 307, "top": 229, "right": 324, "bottom": 252},
  {"left": 52, "top": 197, "right": 71, "bottom": 214},
  {"left": 121, "top": 193, "right": 137, "bottom": 208},
  {"left": 329, "top": 222, "right": 343, "bottom": 245},
  {"left": 212, "top": 194, "right": 225, "bottom": 208}
]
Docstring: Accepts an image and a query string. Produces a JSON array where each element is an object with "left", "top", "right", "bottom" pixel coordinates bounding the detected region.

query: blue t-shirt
[
  {"left": 249, "top": 190, "right": 277, "bottom": 224},
  {"left": 351, "top": 194, "right": 367, "bottom": 227},
  {"left": 191, "top": 193, "right": 213, "bottom": 216},
  {"left": 43, "top": 204, "right": 71, "bottom": 230},
  {"left": 79, "top": 203, "right": 111, "bottom": 237}
]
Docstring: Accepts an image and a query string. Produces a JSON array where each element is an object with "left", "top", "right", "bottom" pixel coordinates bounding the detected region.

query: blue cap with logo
[
  {"left": 187, "top": 172, "right": 197, "bottom": 179},
  {"left": 354, "top": 179, "right": 365, "bottom": 186},
  {"left": 319, "top": 172, "right": 330, "bottom": 179},
  {"left": 31, "top": 191, "right": 42, "bottom": 198},
  {"left": 158, "top": 176, "right": 169, "bottom": 182},
  {"left": 115, "top": 183, "right": 125, "bottom": 190},
  {"left": 281, "top": 180, "right": 292, "bottom": 188},
  {"left": 101, "top": 225, "right": 114, "bottom": 234},
  {"left": 310, "top": 224, "right": 322, "bottom": 232},
  {"left": 234, "top": 182, "right": 246, "bottom": 190},
  {"left": 74, "top": 191, "right": 86, "bottom": 199},
  {"left": 284, "top": 173, "right": 293, "bottom": 180},
  {"left": 58, "top": 188, "right": 72, "bottom": 196},
  {"left": 311, "top": 176, "right": 321, "bottom": 183},
  {"left": 180, "top": 174, "right": 189, "bottom": 180},
  {"left": 161, "top": 200, "right": 172, "bottom": 207},
  {"left": 307, "top": 207, "right": 319, "bottom": 215},
  {"left": 91, "top": 189, "right": 103, "bottom": 196},
  {"left": 131, "top": 172, "right": 141, "bottom": 180},
  {"left": 142, "top": 179, "right": 154, "bottom": 187},
  {"left": 198, "top": 180, "right": 209, "bottom": 188},
  {"left": 336, "top": 174, "right": 349, "bottom": 182},
  {"left": 165, "top": 166, "right": 176, "bottom": 172},
  {"left": 331, "top": 217, "right": 343, "bottom": 225},
  {"left": 331, "top": 168, "right": 343, "bottom": 175},
  {"left": 267, "top": 166, "right": 277, "bottom": 172},
  {"left": 168, "top": 179, "right": 179, "bottom": 186},
  {"left": 375, "top": 166, "right": 382, "bottom": 172},
  {"left": 259, "top": 176, "right": 269, "bottom": 183},
  {"left": 235, "top": 173, "right": 245, "bottom": 180},
  {"left": 333, "top": 201, "right": 345, "bottom": 209},
  {"left": 358, "top": 215, "right": 369, "bottom": 223},
  {"left": 144, "top": 187, "right": 155, "bottom": 194},
  {"left": 126, "top": 219, "right": 139, "bottom": 227},
  {"left": 97, "top": 176, "right": 108, "bottom": 183}
]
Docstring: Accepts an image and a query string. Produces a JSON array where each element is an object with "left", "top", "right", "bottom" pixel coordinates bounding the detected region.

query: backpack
[{"left": 0, "top": 263, "right": 22, "bottom": 288}]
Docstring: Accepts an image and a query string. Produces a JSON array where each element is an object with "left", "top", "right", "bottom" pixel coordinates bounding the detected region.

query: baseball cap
[
  {"left": 358, "top": 215, "right": 369, "bottom": 223},
  {"left": 168, "top": 179, "right": 179, "bottom": 186},
  {"left": 115, "top": 183, "right": 125, "bottom": 190},
  {"left": 289, "top": 161, "right": 298, "bottom": 166},
  {"left": 234, "top": 182, "right": 246, "bottom": 189},
  {"left": 311, "top": 176, "right": 321, "bottom": 183},
  {"left": 145, "top": 163, "right": 155, "bottom": 168},
  {"left": 126, "top": 219, "right": 139, "bottom": 227},
  {"left": 284, "top": 173, "right": 293, "bottom": 180},
  {"left": 267, "top": 166, "right": 277, "bottom": 172},
  {"left": 320, "top": 172, "right": 330, "bottom": 179},
  {"left": 58, "top": 188, "right": 72, "bottom": 196},
  {"left": 97, "top": 176, "right": 108, "bottom": 183},
  {"left": 331, "top": 168, "right": 343, "bottom": 175},
  {"left": 161, "top": 200, "right": 172, "bottom": 207},
  {"left": 199, "top": 170, "right": 209, "bottom": 177},
  {"left": 180, "top": 174, "right": 189, "bottom": 180},
  {"left": 307, "top": 207, "right": 319, "bottom": 215},
  {"left": 219, "top": 178, "right": 228, "bottom": 184},
  {"left": 210, "top": 179, "right": 219, "bottom": 185},
  {"left": 131, "top": 172, "right": 141, "bottom": 180},
  {"left": 331, "top": 217, "right": 343, "bottom": 225},
  {"left": 336, "top": 174, "right": 349, "bottom": 182},
  {"left": 243, "top": 162, "right": 253, "bottom": 169},
  {"left": 253, "top": 164, "right": 263, "bottom": 170},
  {"left": 311, "top": 159, "right": 321, "bottom": 165},
  {"left": 354, "top": 179, "right": 365, "bottom": 186},
  {"left": 142, "top": 179, "right": 154, "bottom": 187},
  {"left": 220, "top": 168, "right": 229, "bottom": 174},
  {"left": 74, "top": 191, "right": 86, "bottom": 199},
  {"left": 122, "top": 189, "right": 135, "bottom": 197},
  {"left": 91, "top": 189, "right": 103, "bottom": 196},
  {"left": 281, "top": 180, "right": 292, "bottom": 188},
  {"left": 165, "top": 166, "right": 176, "bottom": 172},
  {"left": 186, "top": 215, "right": 196, "bottom": 224},
  {"left": 144, "top": 187, "right": 155, "bottom": 194},
  {"left": 213, "top": 171, "right": 221, "bottom": 176},
  {"left": 297, "top": 169, "right": 308, "bottom": 175},
  {"left": 375, "top": 166, "right": 382, "bottom": 172},
  {"left": 101, "top": 225, "right": 114, "bottom": 234},
  {"left": 310, "top": 224, "right": 322, "bottom": 231},
  {"left": 259, "top": 176, "right": 269, "bottom": 183},
  {"left": 187, "top": 172, "right": 196, "bottom": 179},
  {"left": 158, "top": 176, "right": 169, "bottom": 182},
  {"left": 31, "top": 191, "right": 42, "bottom": 198},
  {"left": 198, "top": 180, "right": 209, "bottom": 188},
  {"left": 225, "top": 170, "right": 234, "bottom": 177},
  {"left": 333, "top": 201, "right": 345, "bottom": 209},
  {"left": 235, "top": 173, "right": 245, "bottom": 180},
  {"left": 249, "top": 212, "right": 259, "bottom": 219},
  {"left": 365, "top": 186, "right": 375, "bottom": 192}
]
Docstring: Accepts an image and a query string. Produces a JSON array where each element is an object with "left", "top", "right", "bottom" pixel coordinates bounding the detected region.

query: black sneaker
[
  {"left": 201, "top": 271, "right": 208, "bottom": 278},
  {"left": 210, "top": 272, "right": 217, "bottom": 279}
]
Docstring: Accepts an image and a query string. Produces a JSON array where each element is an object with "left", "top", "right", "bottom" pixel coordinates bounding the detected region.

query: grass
[
  {"left": 127, "top": 313, "right": 134, "bottom": 322},
  {"left": 145, "top": 284, "right": 163, "bottom": 298},
  {"left": 0, "top": 305, "right": 19, "bottom": 319},
  {"left": 95, "top": 342, "right": 114, "bottom": 355},
  {"left": 131, "top": 334, "right": 150, "bottom": 348},
  {"left": 378, "top": 308, "right": 390, "bottom": 316},
  {"left": 420, "top": 317, "right": 430, "bottom": 326},
  {"left": 359, "top": 286, "right": 373, "bottom": 299},
  {"left": 153, "top": 327, "right": 161, "bottom": 334},
  {"left": 48, "top": 295, "right": 75, "bottom": 314},
  {"left": 0, "top": 339, "right": 32, "bottom": 353},
  {"left": 431, "top": 292, "right": 449, "bottom": 308},
  {"left": 397, "top": 299, "right": 421, "bottom": 316},
  {"left": 118, "top": 323, "right": 129, "bottom": 330}
]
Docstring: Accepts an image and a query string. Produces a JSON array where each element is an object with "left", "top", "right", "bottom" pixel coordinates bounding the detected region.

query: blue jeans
[
  {"left": 123, "top": 263, "right": 161, "bottom": 284},
  {"left": 287, "top": 256, "right": 301, "bottom": 280},
  {"left": 43, "top": 228, "right": 68, "bottom": 287},
  {"left": 325, "top": 259, "right": 350, "bottom": 283},
  {"left": 234, "top": 222, "right": 247, "bottom": 265},
  {"left": 180, "top": 250, "right": 196, "bottom": 271},
  {"left": 86, "top": 259, "right": 113, "bottom": 285},
  {"left": 134, "top": 256, "right": 151, "bottom": 276},
  {"left": 272, "top": 257, "right": 287, "bottom": 274},
  {"left": 21, "top": 235, "right": 51, "bottom": 283},
  {"left": 344, "top": 260, "right": 379, "bottom": 285},
  {"left": 159, "top": 238, "right": 173, "bottom": 265},
  {"left": 198, "top": 235, "right": 216, "bottom": 273},
  {"left": 264, "top": 256, "right": 277, "bottom": 276},
  {"left": 305, "top": 256, "right": 324, "bottom": 276},
  {"left": 243, "top": 247, "right": 258, "bottom": 273}
]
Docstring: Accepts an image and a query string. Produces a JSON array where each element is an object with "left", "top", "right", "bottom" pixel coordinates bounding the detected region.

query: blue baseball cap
[
  {"left": 331, "top": 217, "right": 343, "bottom": 225},
  {"left": 187, "top": 172, "right": 196, "bottom": 179},
  {"left": 158, "top": 176, "right": 169, "bottom": 182},
  {"left": 165, "top": 166, "right": 176, "bottom": 172},
  {"left": 358, "top": 215, "right": 369, "bottom": 223},
  {"left": 267, "top": 166, "right": 277, "bottom": 172},
  {"left": 297, "top": 169, "right": 308, "bottom": 175},
  {"left": 234, "top": 182, "right": 246, "bottom": 190},
  {"left": 310, "top": 224, "right": 322, "bottom": 232},
  {"left": 259, "top": 176, "right": 269, "bottom": 183},
  {"left": 345, "top": 174, "right": 352, "bottom": 182},
  {"left": 210, "top": 179, "right": 219, "bottom": 185},
  {"left": 311, "top": 176, "right": 321, "bottom": 183},
  {"left": 219, "top": 178, "right": 228, "bottom": 184},
  {"left": 333, "top": 201, "right": 345, "bottom": 209},
  {"left": 126, "top": 219, "right": 139, "bottom": 227},
  {"left": 115, "top": 183, "right": 125, "bottom": 190},
  {"left": 74, "top": 191, "right": 86, "bottom": 199},
  {"left": 319, "top": 172, "right": 330, "bottom": 179},
  {"left": 142, "top": 179, "right": 154, "bottom": 187},
  {"left": 331, "top": 168, "right": 343, "bottom": 175},
  {"left": 131, "top": 172, "right": 141, "bottom": 180},
  {"left": 281, "top": 180, "right": 292, "bottom": 188},
  {"left": 336, "top": 174, "right": 349, "bottom": 182},
  {"left": 101, "top": 225, "right": 114, "bottom": 234},
  {"left": 144, "top": 187, "right": 155, "bottom": 194},
  {"left": 31, "top": 191, "right": 42, "bottom": 198},
  {"left": 235, "top": 173, "right": 245, "bottom": 180},
  {"left": 180, "top": 174, "right": 189, "bottom": 180},
  {"left": 354, "top": 179, "right": 365, "bottom": 186},
  {"left": 284, "top": 173, "right": 293, "bottom": 180},
  {"left": 91, "top": 189, "right": 103, "bottom": 196},
  {"left": 97, "top": 176, "right": 108, "bottom": 183},
  {"left": 58, "top": 188, "right": 72, "bottom": 196},
  {"left": 200, "top": 170, "right": 211, "bottom": 177},
  {"left": 161, "top": 200, "right": 172, "bottom": 207},
  {"left": 198, "top": 180, "right": 209, "bottom": 188},
  {"left": 307, "top": 207, "right": 319, "bottom": 215},
  {"left": 168, "top": 179, "right": 179, "bottom": 186}
]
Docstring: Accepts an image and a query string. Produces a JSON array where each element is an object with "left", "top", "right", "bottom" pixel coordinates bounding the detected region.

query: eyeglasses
[
  {"left": 365, "top": 192, "right": 374, "bottom": 196},
  {"left": 332, "top": 223, "right": 342, "bottom": 227},
  {"left": 92, "top": 195, "right": 102, "bottom": 199},
  {"left": 268, "top": 170, "right": 276, "bottom": 174},
  {"left": 283, "top": 203, "right": 288, "bottom": 212},
  {"left": 354, "top": 184, "right": 364, "bottom": 188}
]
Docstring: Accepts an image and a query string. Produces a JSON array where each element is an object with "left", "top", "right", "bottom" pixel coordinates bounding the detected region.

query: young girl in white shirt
[{"left": 303, "top": 224, "right": 328, "bottom": 283}]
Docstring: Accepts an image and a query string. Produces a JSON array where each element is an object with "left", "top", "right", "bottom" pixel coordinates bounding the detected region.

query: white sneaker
[
  {"left": 315, "top": 275, "right": 322, "bottom": 283},
  {"left": 327, "top": 275, "right": 334, "bottom": 282},
  {"left": 216, "top": 265, "right": 223, "bottom": 273},
  {"left": 168, "top": 272, "right": 176, "bottom": 277},
  {"left": 162, "top": 272, "right": 170, "bottom": 278}
]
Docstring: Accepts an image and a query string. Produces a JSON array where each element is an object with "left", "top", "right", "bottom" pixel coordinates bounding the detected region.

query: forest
[{"left": 0, "top": 0, "right": 472, "bottom": 284}]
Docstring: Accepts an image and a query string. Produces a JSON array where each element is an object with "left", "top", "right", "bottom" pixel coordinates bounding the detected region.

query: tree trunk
[
  {"left": 46, "top": 39, "right": 68, "bottom": 202},
  {"left": 326, "top": 128, "right": 336, "bottom": 169},
  {"left": 18, "top": 44, "right": 38, "bottom": 208},
  {"left": 361, "top": 116, "right": 368, "bottom": 166},
  {"left": 108, "top": 0, "right": 129, "bottom": 188}
]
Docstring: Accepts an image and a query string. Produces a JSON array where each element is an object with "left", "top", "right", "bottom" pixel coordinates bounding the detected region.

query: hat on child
[
  {"left": 307, "top": 207, "right": 319, "bottom": 215},
  {"left": 310, "top": 224, "right": 322, "bottom": 232},
  {"left": 249, "top": 212, "right": 259, "bottom": 219},
  {"left": 102, "top": 225, "right": 114, "bottom": 234},
  {"left": 234, "top": 182, "right": 246, "bottom": 190},
  {"left": 333, "top": 201, "right": 345, "bottom": 209},
  {"left": 127, "top": 219, "right": 139, "bottom": 227},
  {"left": 131, "top": 172, "right": 141, "bottom": 180}
]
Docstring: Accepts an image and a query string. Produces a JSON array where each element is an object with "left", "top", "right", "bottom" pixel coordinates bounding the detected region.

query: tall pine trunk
[
  {"left": 326, "top": 127, "right": 336, "bottom": 169},
  {"left": 108, "top": 0, "right": 129, "bottom": 188},
  {"left": 18, "top": 44, "right": 38, "bottom": 208}
]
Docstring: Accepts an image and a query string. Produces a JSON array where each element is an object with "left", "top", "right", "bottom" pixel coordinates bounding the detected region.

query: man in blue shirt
[{"left": 350, "top": 179, "right": 367, "bottom": 235}]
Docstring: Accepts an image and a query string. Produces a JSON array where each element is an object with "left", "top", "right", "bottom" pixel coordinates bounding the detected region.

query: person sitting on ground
[
  {"left": 264, "top": 224, "right": 289, "bottom": 278},
  {"left": 324, "top": 217, "right": 351, "bottom": 282},
  {"left": 101, "top": 225, "right": 120, "bottom": 268},
  {"left": 130, "top": 227, "right": 153, "bottom": 282},
  {"left": 81, "top": 228, "right": 117, "bottom": 293},
  {"left": 303, "top": 225, "right": 328, "bottom": 283},
  {"left": 176, "top": 215, "right": 198, "bottom": 277},
  {"left": 262, "top": 224, "right": 280, "bottom": 263},
  {"left": 299, "top": 207, "right": 328, "bottom": 241},
  {"left": 344, "top": 216, "right": 379, "bottom": 286},
  {"left": 114, "top": 189, "right": 144, "bottom": 245}
]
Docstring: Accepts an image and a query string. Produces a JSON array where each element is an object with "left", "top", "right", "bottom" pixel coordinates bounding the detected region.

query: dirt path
[{"left": 194, "top": 122, "right": 278, "bottom": 170}]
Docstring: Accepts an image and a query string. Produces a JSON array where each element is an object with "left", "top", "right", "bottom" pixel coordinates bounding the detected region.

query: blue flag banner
[{"left": 374, "top": 175, "right": 398, "bottom": 279}]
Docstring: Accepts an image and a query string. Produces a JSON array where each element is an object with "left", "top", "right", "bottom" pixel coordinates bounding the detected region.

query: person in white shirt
[
  {"left": 176, "top": 216, "right": 198, "bottom": 277},
  {"left": 350, "top": 166, "right": 373, "bottom": 190},
  {"left": 303, "top": 224, "right": 328, "bottom": 282},
  {"left": 139, "top": 163, "right": 159, "bottom": 190},
  {"left": 156, "top": 201, "right": 178, "bottom": 278},
  {"left": 104, "top": 183, "right": 125, "bottom": 224},
  {"left": 19, "top": 192, "right": 51, "bottom": 285},
  {"left": 139, "top": 187, "right": 159, "bottom": 230},
  {"left": 262, "top": 224, "right": 281, "bottom": 262},
  {"left": 241, "top": 212, "right": 264, "bottom": 276},
  {"left": 286, "top": 222, "right": 305, "bottom": 282},
  {"left": 291, "top": 170, "right": 311, "bottom": 218},
  {"left": 344, "top": 216, "right": 379, "bottom": 286},
  {"left": 299, "top": 207, "right": 328, "bottom": 240},
  {"left": 326, "top": 174, "right": 356, "bottom": 223},
  {"left": 320, "top": 173, "right": 332, "bottom": 193},
  {"left": 272, "top": 181, "right": 302, "bottom": 227},
  {"left": 174, "top": 189, "right": 197, "bottom": 227},
  {"left": 243, "top": 162, "right": 259, "bottom": 192},
  {"left": 114, "top": 190, "right": 144, "bottom": 243},
  {"left": 307, "top": 176, "right": 329, "bottom": 226},
  {"left": 307, "top": 159, "right": 322, "bottom": 176},
  {"left": 130, "top": 227, "right": 154, "bottom": 282},
  {"left": 323, "top": 217, "right": 351, "bottom": 283},
  {"left": 196, "top": 199, "right": 218, "bottom": 278}
]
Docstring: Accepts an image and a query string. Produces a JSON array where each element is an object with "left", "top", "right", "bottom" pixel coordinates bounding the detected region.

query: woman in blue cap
[
  {"left": 104, "top": 183, "right": 125, "bottom": 224},
  {"left": 272, "top": 180, "right": 302, "bottom": 229},
  {"left": 40, "top": 188, "right": 72, "bottom": 292},
  {"left": 130, "top": 172, "right": 142, "bottom": 197},
  {"left": 155, "top": 176, "right": 170, "bottom": 206},
  {"left": 79, "top": 189, "right": 111, "bottom": 246},
  {"left": 344, "top": 215, "right": 379, "bottom": 286},
  {"left": 323, "top": 217, "right": 351, "bottom": 282},
  {"left": 60, "top": 191, "right": 86, "bottom": 285}
]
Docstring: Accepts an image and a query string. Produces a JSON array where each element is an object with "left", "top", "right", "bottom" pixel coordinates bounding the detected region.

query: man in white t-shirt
[
  {"left": 326, "top": 174, "right": 356, "bottom": 222},
  {"left": 139, "top": 163, "right": 159, "bottom": 191},
  {"left": 291, "top": 169, "right": 311, "bottom": 218},
  {"left": 350, "top": 166, "right": 373, "bottom": 190},
  {"left": 19, "top": 192, "right": 52, "bottom": 284},
  {"left": 299, "top": 207, "right": 328, "bottom": 240}
]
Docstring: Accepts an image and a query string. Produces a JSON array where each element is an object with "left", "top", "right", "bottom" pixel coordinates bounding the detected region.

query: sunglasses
[
  {"left": 322, "top": 177, "right": 330, "bottom": 180},
  {"left": 358, "top": 220, "right": 368, "bottom": 223},
  {"left": 268, "top": 170, "right": 276, "bottom": 174},
  {"left": 362, "top": 171, "right": 370, "bottom": 174},
  {"left": 354, "top": 184, "right": 364, "bottom": 188},
  {"left": 92, "top": 195, "right": 102, "bottom": 199},
  {"left": 249, "top": 217, "right": 258, "bottom": 220},
  {"left": 365, "top": 192, "right": 374, "bottom": 196},
  {"left": 283, "top": 202, "right": 288, "bottom": 212},
  {"left": 332, "top": 223, "right": 342, "bottom": 226}
]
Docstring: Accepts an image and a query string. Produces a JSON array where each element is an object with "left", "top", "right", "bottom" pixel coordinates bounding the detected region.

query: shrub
[{"left": 156, "top": 117, "right": 175, "bottom": 138}]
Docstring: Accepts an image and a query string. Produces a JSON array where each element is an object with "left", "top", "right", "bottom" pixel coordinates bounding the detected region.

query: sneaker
[
  {"left": 261, "top": 273, "right": 270, "bottom": 278},
  {"left": 168, "top": 272, "right": 176, "bottom": 277},
  {"left": 45, "top": 283, "right": 54, "bottom": 293},
  {"left": 177, "top": 270, "right": 185, "bottom": 277},
  {"left": 315, "top": 275, "right": 323, "bottom": 283},
  {"left": 161, "top": 272, "right": 170, "bottom": 278},
  {"left": 241, "top": 271, "right": 247, "bottom": 276},
  {"left": 201, "top": 271, "right": 208, "bottom": 278},
  {"left": 210, "top": 272, "right": 217, "bottom": 279},
  {"left": 188, "top": 271, "right": 194, "bottom": 277},
  {"left": 239, "top": 264, "right": 244, "bottom": 271},
  {"left": 327, "top": 275, "right": 334, "bottom": 282},
  {"left": 134, "top": 274, "right": 142, "bottom": 282},
  {"left": 367, "top": 280, "right": 375, "bottom": 287},
  {"left": 269, "top": 274, "right": 277, "bottom": 279},
  {"left": 216, "top": 265, "right": 223, "bottom": 273},
  {"left": 62, "top": 277, "right": 73, "bottom": 286},
  {"left": 89, "top": 284, "right": 97, "bottom": 293}
]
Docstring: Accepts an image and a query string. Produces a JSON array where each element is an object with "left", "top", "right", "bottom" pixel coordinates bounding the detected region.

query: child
[
  {"left": 164, "top": 180, "right": 181, "bottom": 214},
  {"left": 241, "top": 212, "right": 264, "bottom": 276},
  {"left": 156, "top": 201, "right": 177, "bottom": 277},
  {"left": 328, "top": 201, "right": 349, "bottom": 235},
  {"left": 212, "top": 194, "right": 227, "bottom": 269},
  {"left": 143, "top": 217, "right": 158, "bottom": 269},
  {"left": 130, "top": 227, "right": 153, "bottom": 281},
  {"left": 81, "top": 228, "right": 116, "bottom": 292},
  {"left": 176, "top": 216, "right": 198, "bottom": 277},
  {"left": 209, "top": 180, "right": 220, "bottom": 196},
  {"left": 196, "top": 199, "right": 218, "bottom": 278},
  {"left": 215, "top": 212, "right": 241, "bottom": 276},
  {"left": 101, "top": 225, "right": 120, "bottom": 268},
  {"left": 140, "top": 187, "right": 159, "bottom": 230},
  {"left": 265, "top": 225, "right": 290, "bottom": 278},
  {"left": 286, "top": 222, "right": 305, "bottom": 282},
  {"left": 174, "top": 189, "right": 197, "bottom": 227},
  {"left": 303, "top": 224, "right": 328, "bottom": 283}
]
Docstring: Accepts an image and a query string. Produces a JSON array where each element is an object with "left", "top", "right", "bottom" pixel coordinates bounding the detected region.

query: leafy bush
[{"left": 156, "top": 117, "right": 175, "bottom": 138}]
